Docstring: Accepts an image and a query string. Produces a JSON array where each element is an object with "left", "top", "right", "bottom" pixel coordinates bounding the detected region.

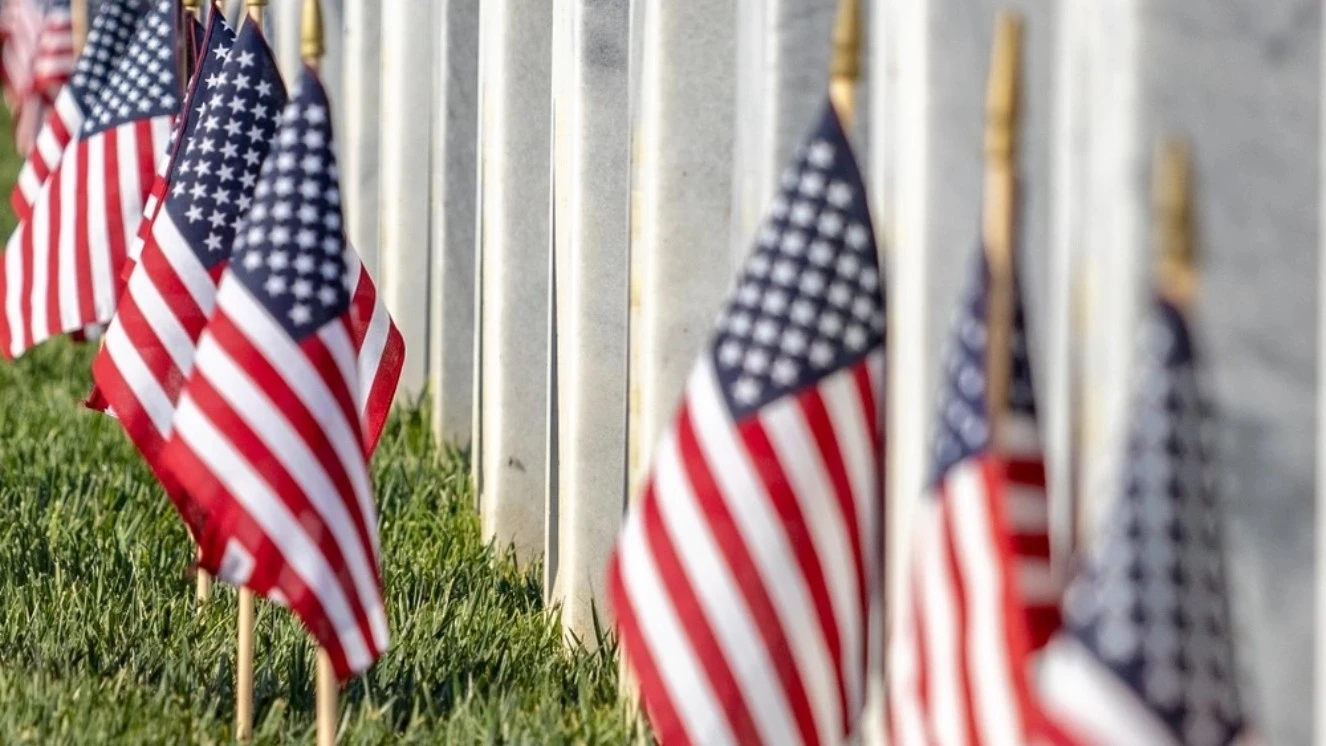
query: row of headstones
[{"left": 240, "top": 0, "right": 1313, "bottom": 741}]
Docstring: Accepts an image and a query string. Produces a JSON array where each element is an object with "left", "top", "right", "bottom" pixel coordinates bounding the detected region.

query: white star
[
  {"left": 807, "top": 140, "right": 835, "bottom": 169},
  {"left": 272, "top": 202, "right": 293, "bottom": 221},
  {"left": 292, "top": 278, "right": 313, "bottom": 299},
  {"left": 302, "top": 130, "right": 325, "bottom": 149},
  {"left": 274, "top": 177, "right": 294, "bottom": 196},
  {"left": 305, "top": 105, "right": 327, "bottom": 123},
  {"left": 301, "top": 155, "right": 322, "bottom": 174},
  {"left": 277, "top": 152, "right": 297, "bottom": 171},
  {"left": 732, "top": 377, "right": 762, "bottom": 405},
  {"left": 237, "top": 51, "right": 255, "bottom": 68},
  {"left": 240, "top": 171, "right": 258, "bottom": 189},
  {"left": 185, "top": 204, "right": 203, "bottom": 222},
  {"left": 289, "top": 303, "right": 312, "bottom": 325},
  {"left": 218, "top": 165, "right": 236, "bottom": 183},
  {"left": 826, "top": 181, "right": 853, "bottom": 208},
  {"left": 296, "top": 230, "right": 317, "bottom": 249},
  {"left": 294, "top": 254, "right": 316, "bottom": 274},
  {"left": 256, "top": 80, "right": 273, "bottom": 97},
  {"left": 298, "top": 204, "right": 319, "bottom": 224},
  {"left": 212, "top": 187, "right": 231, "bottom": 205},
  {"left": 204, "top": 233, "right": 223, "bottom": 252},
  {"left": 717, "top": 339, "right": 744, "bottom": 368},
  {"left": 264, "top": 274, "right": 288, "bottom": 296},
  {"left": 322, "top": 213, "right": 341, "bottom": 231},
  {"left": 317, "top": 284, "right": 339, "bottom": 306},
  {"left": 798, "top": 171, "right": 826, "bottom": 198},
  {"left": 270, "top": 227, "right": 292, "bottom": 246},
  {"left": 790, "top": 201, "right": 816, "bottom": 227},
  {"left": 221, "top": 141, "right": 239, "bottom": 160},
  {"left": 781, "top": 327, "right": 809, "bottom": 355},
  {"left": 818, "top": 211, "right": 844, "bottom": 237},
  {"left": 321, "top": 261, "right": 339, "bottom": 280},
  {"left": 810, "top": 340, "right": 835, "bottom": 368},
  {"left": 845, "top": 223, "right": 870, "bottom": 249},
  {"left": 199, "top": 137, "right": 217, "bottom": 154},
  {"left": 300, "top": 180, "right": 321, "bottom": 199},
  {"left": 233, "top": 75, "right": 252, "bottom": 92},
  {"left": 771, "top": 358, "right": 799, "bottom": 385},
  {"left": 246, "top": 226, "right": 266, "bottom": 244},
  {"left": 268, "top": 250, "right": 290, "bottom": 270}
]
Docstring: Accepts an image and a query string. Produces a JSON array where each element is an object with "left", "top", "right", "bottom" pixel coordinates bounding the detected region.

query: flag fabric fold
[
  {"left": 0, "top": 0, "right": 182, "bottom": 359},
  {"left": 1036, "top": 295, "right": 1253, "bottom": 746},
  {"left": 886, "top": 248, "right": 1058, "bottom": 746},
  {"left": 159, "top": 64, "right": 402, "bottom": 680},
  {"left": 608, "top": 102, "right": 886, "bottom": 745}
]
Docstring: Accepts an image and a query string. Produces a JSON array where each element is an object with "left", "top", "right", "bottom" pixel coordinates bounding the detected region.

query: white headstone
[
  {"left": 377, "top": 1, "right": 434, "bottom": 397},
  {"left": 429, "top": 0, "right": 479, "bottom": 445},
  {"left": 476, "top": 0, "right": 553, "bottom": 564},
  {"left": 627, "top": 0, "right": 739, "bottom": 497},
  {"left": 547, "top": 0, "right": 631, "bottom": 642},
  {"left": 341, "top": 0, "right": 381, "bottom": 277},
  {"left": 269, "top": 0, "right": 301, "bottom": 85}
]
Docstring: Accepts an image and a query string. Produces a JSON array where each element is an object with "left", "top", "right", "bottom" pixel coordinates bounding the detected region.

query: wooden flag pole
[
  {"left": 1153, "top": 137, "right": 1195, "bottom": 308},
  {"left": 828, "top": 0, "right": 860, "bottom": 129},
  {"left": 246, "top": 0, "right": 266, "bottom": 26},
  {"left": 982, "top": 12, "right": 1023, "bottom": 446},
  {"left": 71, "top": 0, "right": 89, "bottom": 56},
  {"left": 300, "top": 3, "right": 339, "bottom": 744},
  {"left": 235, "top": 585, "right": 255, "bottom": 740}
]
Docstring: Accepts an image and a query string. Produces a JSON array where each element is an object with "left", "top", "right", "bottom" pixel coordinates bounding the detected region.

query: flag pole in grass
[
  {"left": 982, "top": 11, "right": 1022, "bottom": 449},
  {"left": 299, "top": 0, "right": 339, "bottom": 742},
  {"left": 234, "top": 3, "right": 266, "bottom": 739}
]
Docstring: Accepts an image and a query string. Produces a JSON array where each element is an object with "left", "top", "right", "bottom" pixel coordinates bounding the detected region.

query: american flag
[
  {"left": 159, "top": 65, "right": 403, "bottom": 679},
  {"left": 11, "top": 0, "right": 146, "bottom": 220},
  {"left": 0, "top": 0, "right": 181, "bottom": 359},
  {"left": 90, "top": 10, "right": 251, "bottom": 499},
  {"left": 886, "top": 250, "right": 1060, "bottom": 745},
  {"left": 608, "top": 103, "right": 885, "bottom": 745},
  {"left": 3, "top": 0, "right": 72, "bottom": 155},
  {"left": 1036, "top": 295, "right": 1253, "bottom": 746}
]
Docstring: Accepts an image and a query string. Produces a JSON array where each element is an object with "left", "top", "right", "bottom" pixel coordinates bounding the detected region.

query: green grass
[{"left": 0, "top": 120, "right": 641, "bottom": 743}]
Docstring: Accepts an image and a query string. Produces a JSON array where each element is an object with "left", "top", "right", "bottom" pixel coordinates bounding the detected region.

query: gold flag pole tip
[
  {"left": 1153, "top": 137, "right": 1196, "bottom": 307},
  {"left": 828, "top": 0, "right": 861, "bottom": 123},
  {"left": 301, "top": 0, "right": 325, "bottom": 63}
]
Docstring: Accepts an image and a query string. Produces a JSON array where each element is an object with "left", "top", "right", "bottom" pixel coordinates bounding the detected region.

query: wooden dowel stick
[
  {"left": 236, "top": 588, "right": 255, "bottom": 741},
  {"left": 71, "top": 0, "right": 88, "bottom": 56},
  {"left": 828, "top": 0, "right": 860, "bottom": 127},
  {"left": 316, "top": 649, "right": 337, "bottom": 746}
]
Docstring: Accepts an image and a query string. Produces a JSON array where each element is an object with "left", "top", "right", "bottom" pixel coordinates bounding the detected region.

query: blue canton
[
  {"left": 67, "top": 0, "right": 148, "bottom": 107},
  {"left": 230, "top": 66, "right": 348, "bottom": 341},
  {"left": 82, "top": 0, "right": 180, "bottom": 137},
  {"left": 712, "top": 102, "right": 884, "bottom": 421},
  {"left": 1061, "top": 297, "right": 1246, "bottom": 746},
  {"left": 929, "top": 251, "right": 1037, "bottom": 484},
  {"left": 166, "top": 20, "right": 285, "bottom": 270}
]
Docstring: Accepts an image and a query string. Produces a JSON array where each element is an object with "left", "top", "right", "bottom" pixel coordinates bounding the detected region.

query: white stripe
[
  {"left": 100, "top": 122, "right": 143, "bottom": 319},
  {"left": 173, "top": 394, "right": 377, "bottom": 672},
  {"left": 318, "top": 321, "right": 382, "bottom": 567},
  {"left": 3, "top": 225, "right": 25, "bottom": 357},
  {"left": 28, "top": 150, "right": 54, "bottom": 339},
  {"left": 54, "top": 136, "right": 77, "bottom": 331},
  {"left": 1037, "top": 636, "right": 1180, "bottom": 745},
  {"left": 192, "top": 324, "right": 387, "bottom": 650},
  {"left": 1016, "top": 559, "right": 1060, "bottom": 605},
  {"left": 125, "top": 257, "right": 198, "bottom": 377},
  {"left": 617, "top": 509, "right": 736, "bottom": 745},
  {"left": 346, "top": 253, "right": 390, "bottom": 414},
  {"left": 761, "top": 396, "right": 862, "bottom": 726},
  {"left": 918, "top": 498, "right": 967, "bottom": 746},
  {"left": 886, "top": 553, "right": 930, "bottom": 746},
  {"left": 687, "top": 359, "right": 839, "bottom": 745},
  {"left": 653, "top": 427, "right": 800, "bottom": 745},
  {"left": 155, "top": 210, "right": 220, "bottom": 311},
  {"left": 220, "top": 281, "right": 373, "bottom": 518},
  {"left": 822, "top": 350, "right": 884, "bottom": 576},
  {"left": 102, "top": 318, "right": 174, "bottom": 437},
  {"left": 950, "top": 463, "right": 1023, "bottom": 746},
  {"left": 1005, "top": 484, "right": 1049, "bottom": 532},
  {"left": 85, "top": 133, "right": 113, "bottom": 324}
]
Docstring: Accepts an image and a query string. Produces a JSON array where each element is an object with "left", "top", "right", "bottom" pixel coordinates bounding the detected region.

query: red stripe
[
  {"left": 207, "top": 309, "right": 380, "bottom": 590},
  {"left": 796, "top": 387, "right": 869, "bottom": 707},
  {"left": 88, "top": 332, "right": 183, "bottom": 499},
  {"left": 74, "top": 135, "right": 93, "bottom": 326},
  {"left": 101, "top": 126, "right": 131, "bottom": 311},
  {"left": 162, "top": 437, "right": 357, "bottom": 679},
  {"left": 18, "top": 175, "right": 36, "bottom": 350},
  {"left": 304, "top": 325, "right": 365, "bottom": 460},
  {"left": 1010, "top": 532, "right": 1051, "bottom": 559},
  {"left": 347, "top": 271, "right": 404, "bottom": 453},
  {"left": 1006, "top": 458, "right": 1046, "bottom": 485},
  {"left": 940, "top": 490, "right": 983, "bottom": 746},
  {"left": 182, "top": 361, "right": 379, "bottom": 654},
  {"left": 637, "top": 482, "right": 761, "bottom": 743},
  {"left": 607, "top": 553, "right": 693, "bottom": 746},
  {"left": 676, "top": 407, "right": 820, "bottom": 745}
]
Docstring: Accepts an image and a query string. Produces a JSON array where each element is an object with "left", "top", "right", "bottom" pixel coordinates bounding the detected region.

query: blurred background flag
[
  {"left": 0, "top": 0, "right": 182, "bottom": 359},
  {"left": 10, "top": 0, "right": 145, "bottom": 220},
  {"left": 159, "top": 63, "right": 402, "bottom": 679},
  {"left": 608, "top": 101, "right": 885, "bottom": 745}
]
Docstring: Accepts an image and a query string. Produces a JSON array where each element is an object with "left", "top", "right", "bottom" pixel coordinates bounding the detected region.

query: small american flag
[
  {"left": 11, "top": 0, "right": 146, "bottom": 220},
  {"left": 91, "top": 10, "right": 252, "bottom": 503},
  {"left": 1036, "top": 295, "right": 1254, "bottom": 746},
  {"left": 159, "top": 64, "right": 403, "bottom": 679},
  {"left": 608, "top": 102, "right": 885, "bottom": 745},
  {"left": 0, "top": 0, "right": 181, "bottom": 359},
  {"left": 2, "top": 0, "right": 72, "bottom": 155},
  {"left": 886, "top": 250, "right": 1058, "bottom": 745}
]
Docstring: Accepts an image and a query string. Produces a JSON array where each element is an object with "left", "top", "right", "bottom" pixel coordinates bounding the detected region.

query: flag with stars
[
  {"left": 2, "top": 0, "right": 73, "bottom": 155},
  {"left": 0, "top": 0, "right": 182, "bottom": 359},
  {"left": 886, "top": 248, "right": 1061, "bottom": 746},
  {"left": 11, "top": 0, "right": 146, "bottom": 219},
  {"left": 159, "top": 64, "right": 403, "bottom": 680},
  {"left": 608, "top": 102, "right": 885, "bottom": 745},
  {"left": 89, "top": 8, "right": 245, "bottom": 504},
  {"left": 1036, "top": 295, "right": 1255, "bottom": 746}
]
